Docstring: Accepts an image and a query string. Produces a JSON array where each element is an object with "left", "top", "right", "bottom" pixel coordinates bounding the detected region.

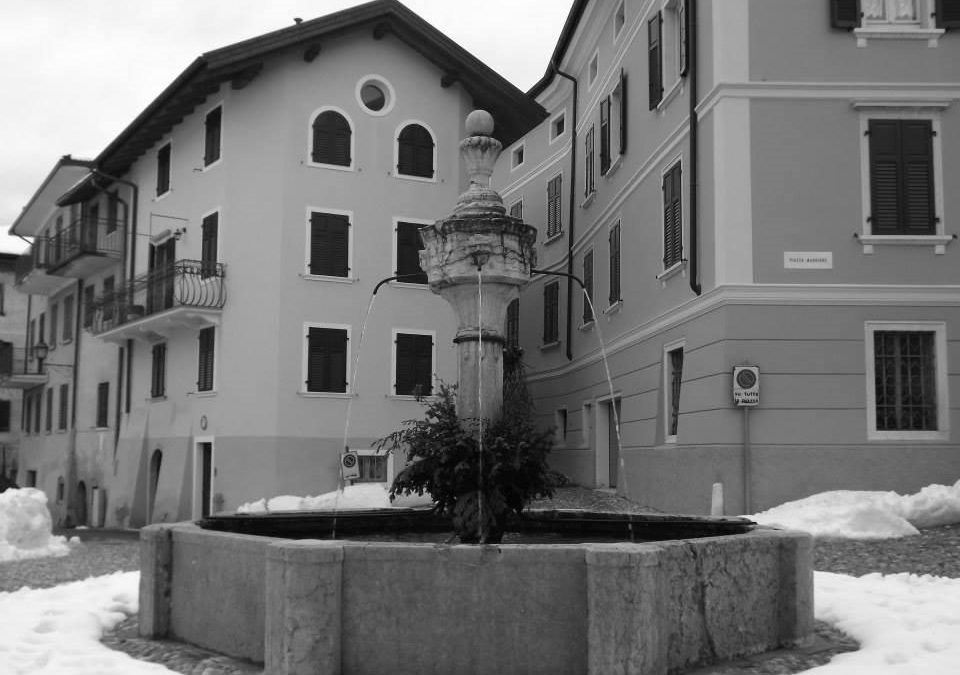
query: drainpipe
[
  {"left": 688, "top": 0, "right": 702, "bottom": 295},
  {"left": 550, "top": 60, "right": 578, "bottom": 361},
  {"left": 90, "top": 169, "right": 138, "bottom": 414},
  {"left": 67, "top": 279, "right": 82, "bottom": 527}
]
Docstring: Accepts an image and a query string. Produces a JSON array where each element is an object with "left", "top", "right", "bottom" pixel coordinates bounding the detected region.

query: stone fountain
[{"left": 138, "top": 113, "right": 813, "bottom": 675}]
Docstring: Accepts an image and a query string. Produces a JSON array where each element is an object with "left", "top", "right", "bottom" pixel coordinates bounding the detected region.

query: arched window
[
  {"left": 397, "top": 124, "right": 435, "bottom": 178},
  {"left": 311, "top": 110, "right": 352, "bottom": 166}
]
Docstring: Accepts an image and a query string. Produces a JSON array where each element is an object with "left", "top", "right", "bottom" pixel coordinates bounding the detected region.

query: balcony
[
  {"left": 45, "top": 216, "right": 124, "bottom": 278},
  {"left": 0, "top": 344, "right": 47, "bottom": 389},
  {"left": 14, "top": 245, "right": 63, "bottom": 295},
  {"left": 90, "top": 259, "right": 226, "bottom": 343}
]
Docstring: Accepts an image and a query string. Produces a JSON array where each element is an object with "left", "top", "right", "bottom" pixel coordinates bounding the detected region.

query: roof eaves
[
  {"left": 527, "top": 0, "right": 589, "bottom": 99},
  {"left": 8, "top": 156, "right": 94, "bottom": 237}
]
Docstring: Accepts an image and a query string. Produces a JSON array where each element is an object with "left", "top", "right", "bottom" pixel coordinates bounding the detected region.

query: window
[
  {"left": 102, "top": 276, "right": 115, "bottom": 322},
  {"left": 555, "top": 409, "right": 568, "bottom": 445},
  {"left": 354, "top": 450, "right": 389, "bottom": 483},
  {"left": 83, "top": 286, "right": 95, "bottom": 329},
  {"left": 197, "top": 327, "right": 215, "bottom": 392},
  {"left": 831, "top": 0, "right": 957, "bottom": 42},
  {"left": 58, "top": 384, "right": 68, "bottom": 430},
  {"left": 663, "top": 161, "right": 683, "bottom": 268},
  {"left": 38, "top": 313, "right": 45, "bottom": 349},
  {"left": 543, "top": 281, "right": 560, "bottom": 344},
  {"left": 868, "top": 119, "right": 935, "bottom": 235},
  {"left": 614, "top": 69, "right": 628, "bottom": 156},
  {"left": 62, "top": 294, "right": 73, "bottom": 342},
  {"left": 96, "top": 382, "right": 109, "bottom": 428},
  {"left": 45, "top": 388, "right": 53, "bottom": 433},
  {"left": 311, "top": 110, "right": 352, "bottom": 167},
  {"left": 677, "top": 0, "right": 688, "bottom": 77},
  {"left": 152, "top": 343, "right": 167, "bottom": 398},
  {"left": 665, "top": 344, "right": 684, "bottom": 441},
  {"left": 156, "top": 143, "right": 171, "bottom": 196},
  {"left": 107, "top": 192, "right": 119, "bottom": 234},
  {"left": 600, "top": 97, "right": 611, "bottom": 175},
  {"left": 394, "top": 331, "right": 434, "bottom": 397},
  {"left": 308, "top": 211, "right": 350, "bottom": 277},
  {"left": 396, "top": 123, "right": 435, "bottom": 179},
  {"left": 57, "top": 477, "right": 64, "bottom": 502},
  {"left": 26, "top": 470, "right": 36, "bottom": 487},
  {"left": 648, "top": 12, "right": 663, "bottom": 109},
  {"left": 509, "top": 200, "right": 523, "bottom": 220},
  {"left": 584, "top": 126, "right": 596, "bottom": 197},
  {"left": 550, "top": 113, "right": 566, "bottom": 141},
  {"left": 0, "top": 399, "right": 9, "bottom": 432},
  {"left": 49, "top": 302, "right": 58, "bottom": 350},
  {"left": 546, "top": 175, "right": 562, "bottom": 238},
  {"left": 306, "top": 326, "right": 348, "bottom": 393},
  {"left": 395, "top": 221, "right": 427, "bottom": 284},
  {"left": 866, "top": 322, "right": 948, "bottom": 440},
  {"left": 583, "top": 249, "right": 594, "bottom": 324},
  {"left": 608, "top": 222, "right": 621, "bottom": 306},
  {"left": 588, "top": 51, "right": 599, "bottom": 87},
  {"left": 614, "top": 1, "right": 626, "bottom": 39},
  {"left": 33, "top": 389, "right": 41, "bottom": 433},
  {"left": 204, "top": 105, "right": 222, "bottom": 166},
  {"left": 357, "top": 77, "right": 394, "bottom": 115},
  {"left": 505, "top": 299, "right": 519, "bottom": 348},
  {"left": 511, "top": 144, "right": 525, "bottom": 169},
  {"left": 201, "top": 212, "right": 219, "bottom": 278}
]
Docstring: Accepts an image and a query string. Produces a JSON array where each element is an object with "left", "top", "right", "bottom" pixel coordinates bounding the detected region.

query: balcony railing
[
  {"left": 90, "top": 259, "right": 226, "bottom": 336},
  {"left": 0, "top": 344, "right": 48, "bottom": 387},
  {"left": 43, "top": 217, "right": 124, "bottom": 276}
]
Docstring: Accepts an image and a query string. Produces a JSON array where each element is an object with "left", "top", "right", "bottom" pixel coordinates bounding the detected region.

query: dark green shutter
[
  {"left": 937, "top": 0, "right": 960, "bottom": 28},
  {"left": 198, "top": 328, "right": 215, "bottom": 392},
  {"left": 663, "top": 163, "right": 683, "bottom": 267},
  {"left": 619, "top": 69, "right": 628, "bottom": 155},
  {"left": 312, "top": 111, "right": 351, "bottom": 166},
  {"left": 0, "top": 399, "right": 10, "bottom": 432},
  {"left": 96, "top": 382, "right": 109, "bottom": 428},
  {"left": 648, "top": 13, "right": 663, "bottom": 109},
  {"left": 583, "top": 251, "right": 594, "bottom": 323},
  {"left": 901, "top": 121, "right": 935, "bottom": 233},
  {"left": 0, "top": 342, "right": 11, "bottom": 375},
  {"left": 396, "top": 222, "right": 427, "bottom": 283},
  {"left": 584, "top": 127, "right": 595, "bottom": 196},
  {"left": 869, "top": 120, "right": 935, "bottom": 235},
  {"left": 395, "top": 333, "right": 433, "bottom": 396},
  {"left": 397, "top": 125, "right": 435, "bottom": 178},
  {"left": 609, "top": 224, "right": 621, "bottom": 304},
  {"left": 307, "top": 328, "right": 347, "bottom": 393},
  {"left": 543, "top": 283, "right": 559, "bottom": 343},
  {"left": 201, "top": 212, "right": 218, "bottom": 277},
  {"left": 204, "top": 106, "right": 222, "bottom": 166},
  {"left": 831, "top": 0, "right": 860, "bottom": 28},
  {"left": 547, "top": 176, "right": 562, "bottom": 236},
  {"left": 600, "top": 97, "right": 611, "bottom": 174},
  {"left": 310, "top": 212, "right": 350, "bottom": 276}
]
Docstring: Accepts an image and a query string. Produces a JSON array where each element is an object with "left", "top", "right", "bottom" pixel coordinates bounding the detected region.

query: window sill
[
  {"left": 657, "top": 260, "right": 688, "bottom": 286},
  {"left": 306, "top": 161, "right": 355, "bottom": 172},
  {"left": 853, "top": 27, "right": 944, "bottom": 48},
  {"left": 602, "top": 154, "right": 623, "bottom": 179},
  {"left": 604, "top": 300, "right": 622, "bottom": 316},
  {"left": 387, "top": 394, "right": 436, "bottom": 402},
  {"left": 191, "top": 391, "right": 217, "bottom": 398},
  {"left": 392, "top": 172, "right": 437, "bottom": 184},
  {"left": 581, "top": 191, "right": 596, "bottom": 209},
  {"left": 149, "top": 396, "right": 168, "bottom": 402},
  {"left": 299, "top": 391, "right": 353, "bottom": 399},
  {"left": 540, "top": 340, "right": 561, "bottom": 352},
  {"left": 664, "top": 435, "right": 678, "bottom": 445},
  {"left": 867, "top": 429, "right": 949, "bottom": 442},
  {"left": 202, "top": 158, "right": 222, "bottom": 172},
  {"left": 389, "top": 280, "right": 429, "bottom": 290},
  {"left": 856, "top": 233, "right": 955, "bottom": 255},
  {"left": 301, "top": 274, "right": 357, "bottom": 284},
  {"left": 579, "top": 319, "right": 595, "bottom": 332},
  {"left": 92, "top": 426, "right": 109, "bottom": 432},
  {"left": 155, "top": 190, "right": 171, "bottom": 202},
  {"left": 544, "top": 231, "right": 565, "bottom": 245},
  {"left": 656, "top": 79, "right": 685, "bottom": 113}
]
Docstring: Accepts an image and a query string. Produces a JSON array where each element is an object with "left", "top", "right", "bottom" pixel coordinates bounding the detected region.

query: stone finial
[{"left": 455, "top": 110, "right": 505, "bottom": 216}]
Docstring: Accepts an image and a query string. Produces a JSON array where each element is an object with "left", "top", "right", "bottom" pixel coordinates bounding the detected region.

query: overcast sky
[{"left": 0, "top": 0, "right": 570, "bottom": 254}]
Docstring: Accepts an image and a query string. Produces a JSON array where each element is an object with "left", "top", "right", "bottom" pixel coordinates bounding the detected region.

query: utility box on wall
[{"left": 732, "top": 366, "right": 760, "bottom": 407}]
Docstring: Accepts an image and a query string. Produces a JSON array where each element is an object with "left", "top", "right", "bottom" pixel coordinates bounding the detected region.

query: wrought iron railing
[
  {"left": 90, "top": 260, "right": 226, "bottom": 334},
  {"left": 0, "top": 344, "right": 40, "bottom": 377},
  {"left": 44, "top": 217, "right": 124, "bottom": 269}
]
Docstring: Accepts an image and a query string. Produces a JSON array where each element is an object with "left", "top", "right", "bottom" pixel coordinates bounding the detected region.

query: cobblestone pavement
[{"left": 4, "top": 491, "right": 958, "bottom": 675}]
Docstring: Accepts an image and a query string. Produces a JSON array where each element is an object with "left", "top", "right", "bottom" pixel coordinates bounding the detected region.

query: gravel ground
[{"left": 2, "top": 490, "right": 958, "bottom": 675}]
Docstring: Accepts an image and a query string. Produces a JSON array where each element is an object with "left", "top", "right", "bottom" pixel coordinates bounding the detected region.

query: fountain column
[{"left": 419, "top": 111, "right": 537, "bottom": 425}]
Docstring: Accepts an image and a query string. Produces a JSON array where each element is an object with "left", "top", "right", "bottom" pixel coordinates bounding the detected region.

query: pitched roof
[
  {"left": 77, "top": 0, "right": 545, "bottom": 189},
  {"left": 8, "top": 155, "right": 94, "bottom": 237}
]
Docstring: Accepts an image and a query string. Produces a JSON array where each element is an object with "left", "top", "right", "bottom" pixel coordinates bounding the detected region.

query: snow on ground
[
  {"left": 0, "top": 572, "right": 174, "bottom": 674},
  {"left": 237, "top": 482, "right": 433, "bottom": 513},
  {"left": 749, "top": 479, "right": 960, "bottom": 539},
  {"left": 0, "top": 488, "right": 75, "bottom": 562}
]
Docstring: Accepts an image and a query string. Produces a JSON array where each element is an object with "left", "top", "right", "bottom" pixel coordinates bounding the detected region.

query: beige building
[
  {"left": 495, "top": 0, "right": 960, "bottom": 514},
  {"left": 10, "top": 0, "right": 544, "bottom": 527}
]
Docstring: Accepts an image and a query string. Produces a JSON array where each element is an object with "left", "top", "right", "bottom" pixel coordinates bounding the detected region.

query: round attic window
[{"left": 355, "top": 75, "right": 395, "bottom": 116}]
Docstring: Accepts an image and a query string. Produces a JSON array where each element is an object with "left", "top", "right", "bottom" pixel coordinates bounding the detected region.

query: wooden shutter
[
  {"left": 198, "top": 327, "right": 215, "bottom": 392},
  {"left": 663, "top": 163, "right": 683, "bottom": 266},
  {"left": 201, "top": 212, "right": 219, "bottom": 277},
  {"left": 204, "top": 106, "right": 222, "bottom": 166},
  {"left": 397, "top": 124, "right": 435, "bottom": 178},
  {"left": 584, "top": 127, "right": 595, "bottom": 196},
  {"left": 648, "top": 13, "right": 663, "bottom": 110},
  {"left": 307, "top": 327, "right": 347, "bottom": 393},
  {"left": 869, "top": 120, "right": 935, "bottom": 235},
  {"left": 547, "top": 176, "right": 562, "bottom": 236},
  {"left": 310, "top": 212, "right": 350, "bottom": 276},
  {"left": 0, "top": 342, "right": 11, "bottom": 375},
  {"left": 396, "top": 222, "right": 427, "bottom": 283},
  {"left": 543, "top": 282, "right": 559, "bottom": 343},
  {"left": 395, "top": 333, "right": 433, "bottom": 396},
  {"left": 45, "top": 388, "right": 53, "bottom": 432},
  {"left": 583, "top": 250, "right": 594, "bottom": 323},
  {"left": 157, "top": 144, "right": 170, "bottom": 195},
  {"left": 312, "top": 111, "right": 351, "bottom": 166},
  {"left": 937, "top": 0, "right": 960, "bottom": 28},
  {"left": 600, "top": 97, "right": 611, "bottom": 174},
  {"left": 58, "top": 384, "right": 68, "bottom": 430},
  {"left": 618, "top": 69, "right": 628, "bottom": 155},
  {"left": 63, "top": 295, "right": 74, "bottom": 342},
  {"left": 831, "top": 0, "right": 860, "bottom": 28},
  {"left": 608, "top": 224, "right": 621, "bottom": 304},
  {"left": 152, "top": 343, "right": 166, "bottom": 398},
  {"left": 0, "top": 399, "right": 9, "bottom": 433},
  {"left": 96, "top": 382, "right": 109, "bottom": 428}
]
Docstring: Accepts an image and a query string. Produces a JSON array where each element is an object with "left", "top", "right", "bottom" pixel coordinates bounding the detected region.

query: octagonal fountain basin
[{"left": 139, "top": 509, "right": 812, "bottom": 675}]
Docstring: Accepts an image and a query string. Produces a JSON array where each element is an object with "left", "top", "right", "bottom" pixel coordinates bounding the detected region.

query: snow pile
[
  {"left": 0, "top": 571, "right": 174, "bottom": 674},
  {"left": 750, "top": 479, "right": 960, "bottom": 539},
  {"left": 0, "top": 488, "right": 74, "bottom": 562},
  {"left": 237, "top": 482, "right": 433, "bottom": 513},
  {"left": 808, "top": 571, "right": 960, "bottom": 674}
]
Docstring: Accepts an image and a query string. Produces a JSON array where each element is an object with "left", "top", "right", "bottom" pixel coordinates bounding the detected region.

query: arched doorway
[
  {"left": 148, "top": 450, "right": 162, "bottom": 523},
  {"left": 76, "top": 481, "right": 88, "bottom": 526}
]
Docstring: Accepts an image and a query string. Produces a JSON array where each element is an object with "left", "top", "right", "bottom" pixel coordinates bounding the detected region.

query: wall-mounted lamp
[
  {"left": 34, "top": 340, "right": 49, "bottom": 374},
  {"left": 174, "top": 227, "right": 187, "bottom": 240}
]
